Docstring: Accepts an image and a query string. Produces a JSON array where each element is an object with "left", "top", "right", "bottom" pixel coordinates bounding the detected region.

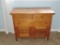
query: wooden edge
[{"left": 10, "top": 13, "right": 55, "bottom": 15}]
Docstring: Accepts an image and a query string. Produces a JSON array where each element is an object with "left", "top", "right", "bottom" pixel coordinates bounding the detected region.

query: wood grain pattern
[{"left": 10, "top": 8, "right": 55, "bottom": 41}]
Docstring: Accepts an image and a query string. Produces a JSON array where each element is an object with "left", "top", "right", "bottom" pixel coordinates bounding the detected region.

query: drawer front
[
  {"left": 14, "top": 19, "right": 32, "bottom": 27},
  {"left": 13, "top": 14, "right": 24, "bottom": 19},
  {"left": 23, "top": 14, "right": 32, "bottom": 19},
  {"left": 13, "top": 14, "right": 32, "bottom": 20},
  {"left": 29, "top": 27, "right": 47, "bottom": 37},
  {"left": 29, "top": 20, "right": 50, "bottom": 27},
  {"left": 18, "top": 26, "right": 29, "bottom": 37},
  {"left": 18, "top": 26, "right": 29, "bottom": 34},
  {"left": 33, "top": 14, "right": 52, "bottom": 20},
  {"left": 14, "top": 19, "right": 50, "bottom": 27}
]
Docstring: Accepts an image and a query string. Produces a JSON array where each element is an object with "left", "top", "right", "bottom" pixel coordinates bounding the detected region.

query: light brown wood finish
[{"left": 10, "top": 7, "right": 55, "bottom": 41}]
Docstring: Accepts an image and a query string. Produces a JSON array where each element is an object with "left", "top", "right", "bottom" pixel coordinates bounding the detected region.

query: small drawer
[
  {"left": 13, "top": 14, "right": 32, "bottom": 20},
  {"left": 33, "top": 14, "right": 42, "bottom": 19},
  {"left": 35, "top": 29, "right": 47, "bottom": 37},
  {"left": 19, "top": 34, "right": 29, "bottom": 37},
  {"left": 33, "top": 14, "right": 52, "bottom": 21},
  {"left": 23, "top": 14, "right": 32, "bottom": 19},
  {"left": 18, "top": 26, "right": 29, "bottom": 34},
  {"left": 30, "top": 20, "right": 48, "bottom": 27},
  {"left": 18, "top": 26, "right": 29, "bottom": 37},
  {"left": 13, "top": 14, "right": 24, "bottom": 19},
  {"left": 29, "top": 27, "right": 46, "bottom": 37},
  {"left": 36, "top": 29, "right": 46, "bottom": 34},
  {"left": 29, "top": 27, "right": 36, "bottom": 36},
  {"left": 14, "top": 19, "right": 32, "bottom": 27}
]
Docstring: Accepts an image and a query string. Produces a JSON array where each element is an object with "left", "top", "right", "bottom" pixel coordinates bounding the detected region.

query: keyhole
[
  {"left": 22, "top": 14, "right": 24, "bottom": 18},
  {"left": 18, "top": 23, "right": 20, "bottom": 25},
  {"left": 32, "top": 14, "right": 33, "bottom": 19},
  {"left": 45, "top": 22, "right": 47, "bottom": 24},
  {"left": 41, "top": 16, "right": 43, "bottom": 18}
]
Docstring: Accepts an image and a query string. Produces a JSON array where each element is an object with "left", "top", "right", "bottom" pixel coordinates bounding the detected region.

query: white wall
[
  {"left": 0, "top": 0, "right": 5, "bottom": 29},
  {"left": 1, "top": 0, "right": 14, "bottom": 34},
  {"left": 2, "top": 0, "right": 60, "bottom": 33},
  {"left": 3, "top": 0, "right": 14, "bottom": 33},
  {"left": 11, "top": 0, "right": 60, "bottom": 1}
]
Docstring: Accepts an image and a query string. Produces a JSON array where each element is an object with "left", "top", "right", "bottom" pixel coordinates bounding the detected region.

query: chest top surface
[{"left": 10, "top": 7, "right": 55, "bottom": 15}]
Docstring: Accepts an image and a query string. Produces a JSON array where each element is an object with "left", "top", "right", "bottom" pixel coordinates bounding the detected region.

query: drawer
[
  {"left": 13, "top": 14, "right": 32, "bottom": 20},
  {"left": 18, "top": 26, "right": 29, "bottom": 34},
  {"left": 23, "top": 14, "right": 32, "bottom": 19},
  {"left": 14, "top": 19, "right": 50, "bottom": 27},
  {"left": 33, "top": 14, "right": 52, "bottom": 21},
  {"left": 19, "top": 34, "right": 29, "bottom": 37},
  {"left": 13, "top": 14, "right": 24, "bottom": 19},
  {"left": 18, "top": 26, "right": 29, "bottom": 37},
  {"left": 15, "top": 20, "right": 50, "bottom": 27},
  {"left": 29, "top": 27, "right": 46, "bottom": 37},
  {"left": 29, "top": 20, "right": 49, "bottom": 27},
  {"left": 14, "top": 19, "right": 32, "bottom": 27},
  {"left": 29, "top": 27, "right": 36, "bottom": 36}
]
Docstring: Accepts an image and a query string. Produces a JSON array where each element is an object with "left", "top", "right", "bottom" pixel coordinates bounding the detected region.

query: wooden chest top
[{"left": 10, "top": 7, "right": 55, "bottom": 15}]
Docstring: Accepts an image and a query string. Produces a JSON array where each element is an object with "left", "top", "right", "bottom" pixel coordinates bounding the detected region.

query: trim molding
[
  {"left": 0, "top": 29, "right": 8, "bottom": 34},
  {"left": 51, "top": 29, "right": 58, "bottom": 32},
  {"left": 0, "top": 29, "right": 5, "bottom": 32},
  {"left": 1, "top": 0, "right": 8, "bottom": 34},
  {"left": 7, "top": 29, "right": 59, "bottom": 34},
  {"left": 0, "top": 29, "right": 59, "bottom": 34},
  {"left": 58, "top": 28, "right": 60, "bottom": 32},
  {"left": 10, "top": 29, "right": 60, "bottom": 34}
]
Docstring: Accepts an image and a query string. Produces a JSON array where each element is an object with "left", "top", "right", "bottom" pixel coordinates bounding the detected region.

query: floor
[{"left": 0, "top": 32, "right": 60, "bottom": 45}]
